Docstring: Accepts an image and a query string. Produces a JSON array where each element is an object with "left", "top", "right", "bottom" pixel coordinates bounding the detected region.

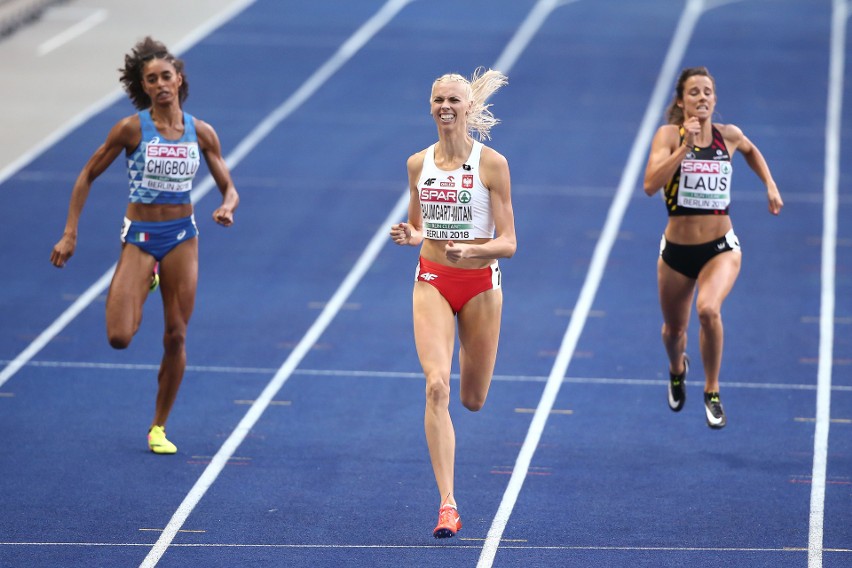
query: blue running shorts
[{"left": 120, "top": 215, "right": 198, "bottom": 261}]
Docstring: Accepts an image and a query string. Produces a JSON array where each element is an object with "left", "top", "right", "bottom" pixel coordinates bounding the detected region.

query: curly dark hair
[
  {"left": 665, "top": 66, "right": 715, "bottom": 125},
  {"left": 118, "top": 36, "right": 189, "bottom": 110}
]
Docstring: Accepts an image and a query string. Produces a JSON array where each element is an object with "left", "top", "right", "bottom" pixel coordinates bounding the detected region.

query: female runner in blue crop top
[{"left": 51, "top": 37, "right": 239, "bottom": 454}]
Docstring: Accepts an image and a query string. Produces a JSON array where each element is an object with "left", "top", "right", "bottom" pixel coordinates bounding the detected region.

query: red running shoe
[{"left": 433, "top": 504, "right": 462, "bottom": 539}]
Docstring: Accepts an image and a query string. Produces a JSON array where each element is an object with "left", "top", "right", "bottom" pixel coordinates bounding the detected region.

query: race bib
[
  {"left": 420, "top": 186, "right": 475, "bottom": 240},
  {"left": 141, "top": 142, "right": 200, "bottom": 192},
  {"left": 677, "top": 159, "right": 732, "bottom": 210}
]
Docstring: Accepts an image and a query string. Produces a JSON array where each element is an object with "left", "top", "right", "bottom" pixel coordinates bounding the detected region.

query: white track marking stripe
[
  {"left": 477, "top": 1, "right": 705, "bottom": 566},
  {"left": 808, "top": 1, "right": 846, "bottom": 566},
  {"left": 37, "top": 9, "right": 108, "bottom": 56},
  {"left": 137, "top": 1, "right": 414, "bottom": 566}
]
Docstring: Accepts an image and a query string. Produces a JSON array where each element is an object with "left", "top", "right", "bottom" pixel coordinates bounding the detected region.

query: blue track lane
[{"left": 0, "top": 1, "right": 848, "bottom": 567}]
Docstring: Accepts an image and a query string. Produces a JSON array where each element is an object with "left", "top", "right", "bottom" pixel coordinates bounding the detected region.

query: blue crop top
[{"left": 126, "top": 110, "right": 201, "bottom": 204}]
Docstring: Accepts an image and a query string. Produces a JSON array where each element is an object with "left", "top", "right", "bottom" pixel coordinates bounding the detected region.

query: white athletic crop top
[{"left": 417, "top": 141, "right": 494, "bottom": 241}]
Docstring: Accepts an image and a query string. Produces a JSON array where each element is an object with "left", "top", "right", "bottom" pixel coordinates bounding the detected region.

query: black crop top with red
[{"left": 664, "top": 126, "right": 732, "bottom": 216}]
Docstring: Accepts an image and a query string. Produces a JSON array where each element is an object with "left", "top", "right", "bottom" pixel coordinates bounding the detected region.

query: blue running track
[{"left": 0, "top": 1, "right": 850, "bottom": 567}]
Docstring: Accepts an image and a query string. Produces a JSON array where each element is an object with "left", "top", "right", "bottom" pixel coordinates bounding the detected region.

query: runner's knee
[
  {"left": 696, "top": 301, "right": 722, "bottom": 328},
  {"left": 661, "top": 322, "right": 686, "bottom": 343},
  {"left": 106, "top": 320, "right": 136, "bottom": 349},
  {"left": 460, "top": 391, "right": 486, "bottom": 412},
  {"left": 424, "top": 373, "right": 450, "bottom": 407},
  {"left": 108, "top": 332, "right": 132, "bottom": 350},
  {"left": 162, "top": 326, "right": 187, "bottom": 353}
]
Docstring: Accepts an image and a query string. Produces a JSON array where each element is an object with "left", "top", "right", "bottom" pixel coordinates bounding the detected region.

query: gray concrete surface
[{"left": 0, "top": 0, "right": 251, "bottom": 178}]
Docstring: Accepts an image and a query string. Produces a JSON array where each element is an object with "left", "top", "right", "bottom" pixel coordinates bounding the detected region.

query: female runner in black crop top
[{"left": 643, "top": 66, "right": 783, "bottom": 429}]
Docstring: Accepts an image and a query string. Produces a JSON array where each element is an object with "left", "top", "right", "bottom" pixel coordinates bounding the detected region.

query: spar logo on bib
[
  {"left": 681, "top": 161, "right": 731, "bottom": 176},
  {"left": 682, "top": 161, "right": 720, "bottom": 174},
  {"left": 420, "top": 188, "right": 457, "bottom": 203},
  {"left": 147, "top": 144, "right": 189, "bottom": 158}
]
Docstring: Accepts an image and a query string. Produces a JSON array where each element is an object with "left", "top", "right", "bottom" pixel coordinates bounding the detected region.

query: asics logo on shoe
[{"left": 419, "top": 272, "right": 438, "bottom": 281}]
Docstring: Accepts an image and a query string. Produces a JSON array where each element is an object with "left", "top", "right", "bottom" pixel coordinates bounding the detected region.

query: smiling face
[
  {"left": 678, "top": 74, "right": 716, "bottom": 121},
  {"left": 141, "top": 57, "right": 183, "bottom": 107},
  {"left": 430, "top": 79, "right": 471, "bottom": 132}
]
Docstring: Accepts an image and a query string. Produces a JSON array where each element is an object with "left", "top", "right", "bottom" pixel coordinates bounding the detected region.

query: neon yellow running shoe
[
  {"left": 147, "top": 425, "right": 177, "bottom": 454},
  {"left": 149, "top": 263, "right": 160, "bottom": 293}
]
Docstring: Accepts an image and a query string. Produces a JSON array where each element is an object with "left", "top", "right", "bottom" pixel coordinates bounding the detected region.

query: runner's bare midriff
[
  {"left": 664, "top": 215, "right": 733, "bottom": 245},
  {"left": 420, "top": 238, "right": 494, "bottom": 270},
  {"left": 125, "top": 202, "right": 193, "bottom": 222}
]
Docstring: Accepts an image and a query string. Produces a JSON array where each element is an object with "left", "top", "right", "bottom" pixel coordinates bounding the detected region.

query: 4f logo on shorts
[{"left": 419, "top": 272, "right": 438, "bottom": 281}]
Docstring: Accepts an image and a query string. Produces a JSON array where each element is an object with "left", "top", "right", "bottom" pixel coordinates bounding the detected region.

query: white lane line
[
  {"left": 491, "top": 0, "right": 578, "bottom": 73},
  {"left": 5, "top": 359, "right": 852, "bottom": 391},
  {"left": 37, "top": 8, "right": 107, "bottom": 56},
  {"left": 137, "top": 1, "right": 414, "bottom": 566},
  {"left": 0, "top": 269, "right": 114, "bottom": 389},
  {"left": 3, "top": 541, "right": 845, "bottom": 553},
  {"left": 477, "top": 1, "right": 706, "bottom": 566},
  {"left": 808, "top": 0, "right": 846, "bottom": 566}
]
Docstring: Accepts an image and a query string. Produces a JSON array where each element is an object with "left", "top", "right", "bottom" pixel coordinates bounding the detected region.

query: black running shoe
[
  {"left": 704, "top": 391, "right": 726, "bottom": 429},
  {"left": 667, "top": 354, "right": 689, "bottom": 412}
]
